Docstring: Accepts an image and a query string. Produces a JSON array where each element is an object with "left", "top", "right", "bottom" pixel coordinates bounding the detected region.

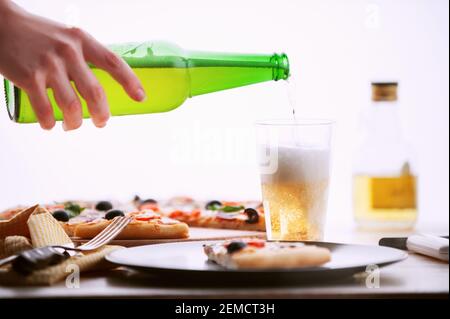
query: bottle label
[{"left": 370, "top": 176, "right": 417, "bottom": 209}]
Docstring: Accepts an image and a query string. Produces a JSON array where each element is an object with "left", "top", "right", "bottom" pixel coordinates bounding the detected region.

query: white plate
[{"left": 106, "top": 241, "right": 408, "bottom": 284}]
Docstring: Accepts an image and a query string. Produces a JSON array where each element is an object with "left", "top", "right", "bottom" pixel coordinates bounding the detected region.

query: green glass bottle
[{"left": 3, "top": 41, "right": 290, "bottom": 123}]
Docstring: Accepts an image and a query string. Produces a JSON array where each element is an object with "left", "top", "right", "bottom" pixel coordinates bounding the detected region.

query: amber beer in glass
[{"left": 257, "top": 120, "right": 333, "bottom": 241}]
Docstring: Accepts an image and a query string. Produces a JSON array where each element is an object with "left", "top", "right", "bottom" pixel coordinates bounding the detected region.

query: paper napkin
[{"left": 0, "top": 205, "right": 122, "bottom": 285}]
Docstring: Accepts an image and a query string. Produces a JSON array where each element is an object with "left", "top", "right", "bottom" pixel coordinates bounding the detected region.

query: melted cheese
[{"left": 68, "top": 209, "right": 105, "bottom": 225}]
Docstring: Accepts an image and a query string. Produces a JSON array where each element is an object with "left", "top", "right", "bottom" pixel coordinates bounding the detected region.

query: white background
[{"left": 0, "top": 0, "right": 448, "bottom": 231}]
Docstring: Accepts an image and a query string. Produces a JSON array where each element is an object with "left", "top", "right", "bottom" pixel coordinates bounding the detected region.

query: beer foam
[{"left": 261, "top": 145, "right": 330, "bottom": 183}]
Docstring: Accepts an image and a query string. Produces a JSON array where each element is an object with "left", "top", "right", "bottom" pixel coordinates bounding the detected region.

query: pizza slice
[
  {"left": 203, "top": 239, "right": 331, "bottom": 269},
  {"left": 71, "top": 210, "right": 189, "bottom": 239},
  {"left": 43, "top": 200, "right": 189, "bottom": 240},
  {"left": 0, "top": 206, "right": 26, "bottom": 220},
  {"left": 152, "top": 197, "right": 266, "bottom": 232},
  {"left": 44, "top": 200, "right": 138, "bottom": 236}
]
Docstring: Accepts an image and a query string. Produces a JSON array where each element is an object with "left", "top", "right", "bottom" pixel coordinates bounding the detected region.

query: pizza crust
[
  {"left": 61, "top": 222, "right": 76, "bottom": 237},
  {"left": 187, "top": 215, "right": 266, "bottom": 232},
  {"left": 73, "top": 220, "right": 189, "bottom": 239}
]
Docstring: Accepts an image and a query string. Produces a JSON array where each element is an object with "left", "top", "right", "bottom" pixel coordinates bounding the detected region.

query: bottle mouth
[
  {"left": 3, "top": 78, "right": 18, "bottom": 121},
  {"left": 271, "top": 53, "right": 290, "bottom": 81}
]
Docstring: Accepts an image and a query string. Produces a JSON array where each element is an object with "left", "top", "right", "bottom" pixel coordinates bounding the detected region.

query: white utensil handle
[
  {"left": 0, "top": 254, "right": 18, "bottom": 267},
  {"left": 407, "top": 234, "right": 449, "bottom": 261}
]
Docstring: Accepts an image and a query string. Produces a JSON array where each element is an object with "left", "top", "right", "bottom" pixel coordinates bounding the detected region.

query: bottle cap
[{"left": 371, "top": 82, "right": 398, "bottom": 101}]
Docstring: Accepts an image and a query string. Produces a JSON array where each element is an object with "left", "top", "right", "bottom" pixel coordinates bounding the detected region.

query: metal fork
[
  {"left": 55, "top": 216, "right": 132, "bottom": 252},
  {"left": 0, "top": 216, "right": 132, "bottom": 268}
]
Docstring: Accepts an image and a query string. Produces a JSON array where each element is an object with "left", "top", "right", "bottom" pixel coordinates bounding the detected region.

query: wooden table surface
[{"left": 0, "top": 223, "right": 448, "bottom": 299}]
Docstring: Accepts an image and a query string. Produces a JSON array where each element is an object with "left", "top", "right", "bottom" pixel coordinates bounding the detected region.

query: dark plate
[{"left": 106, "top": 241, "right": 408, "bottom": 284}]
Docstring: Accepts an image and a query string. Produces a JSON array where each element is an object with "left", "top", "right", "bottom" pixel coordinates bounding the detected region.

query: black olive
[
  {"left": 52, "top": 210, "right": 70, "bottom": 222},
  {"left": 133, "top": 195, "right": 141, "bottom": 202},
  {"left": 141, "top": 199, "right": 157, "bottom": 205},
  {"left": 105, "top": 210, "right": 125, "bottom": 220},
  {"left": 244, "top": 208, "right": 259, "bottom": 224},
  {"left": 95, "top": 201, "right": 113, "bottom": 211},
  {"left": 226, "top": 241, "right": 247, "bottom": 254},
  {"left": 205, "top": 200, "right": 222, "bottom": 210}
]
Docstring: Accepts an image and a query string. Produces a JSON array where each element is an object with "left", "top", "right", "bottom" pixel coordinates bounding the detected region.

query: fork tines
[{"left": 79, "top": 216, "right": 132, "bottom": 250}]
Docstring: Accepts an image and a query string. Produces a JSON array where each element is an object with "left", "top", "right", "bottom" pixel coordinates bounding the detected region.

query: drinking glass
[{"left": 256, "top": 119, "right": 333, "bottom": 241}]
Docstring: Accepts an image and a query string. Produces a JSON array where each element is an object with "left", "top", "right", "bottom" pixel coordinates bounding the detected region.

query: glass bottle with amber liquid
[{"left": 353, "top": 82, "right": 418, "bottom": 230}]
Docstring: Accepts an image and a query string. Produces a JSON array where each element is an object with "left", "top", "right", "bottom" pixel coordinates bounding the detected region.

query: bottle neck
[
  {"left": 185, "top": 51, "right": 290, "bottom": 97},
  {"left": 366, "top": 100, "right": 404, "bottom": 142}
]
